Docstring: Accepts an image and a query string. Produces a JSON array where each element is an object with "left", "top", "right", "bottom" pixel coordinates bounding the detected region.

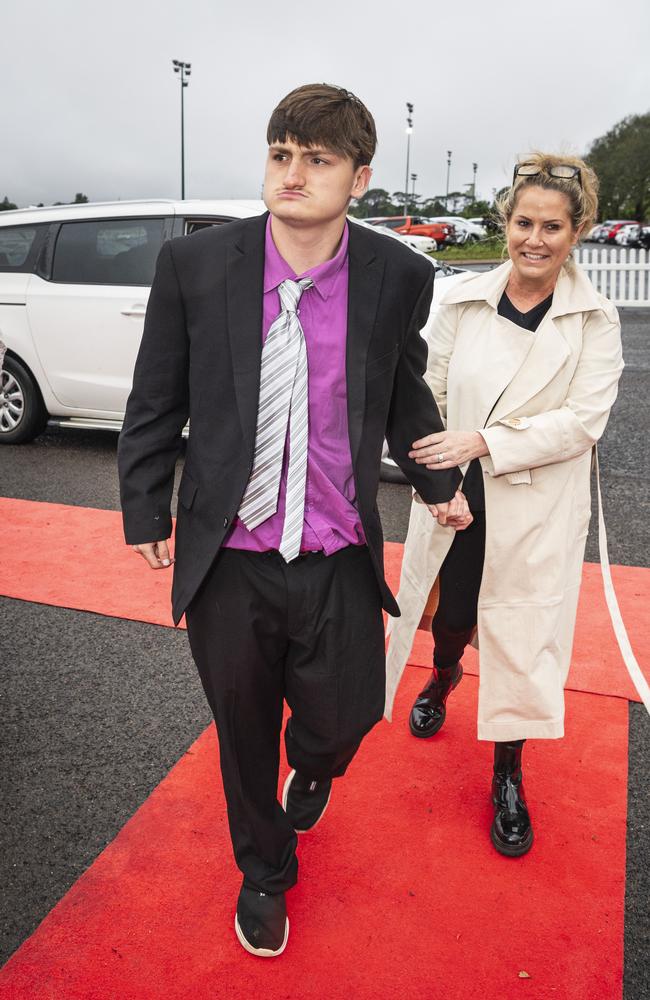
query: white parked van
[{"left": 0, "top": 199, "right": 467, "bottom": 455}]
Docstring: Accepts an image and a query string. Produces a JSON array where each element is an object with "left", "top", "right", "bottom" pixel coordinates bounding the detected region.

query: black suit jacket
[{"left": 118, "top": 213, "right": 461, "bottom": 623}]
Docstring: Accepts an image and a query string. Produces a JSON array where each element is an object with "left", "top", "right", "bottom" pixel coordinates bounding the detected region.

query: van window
[
  {"left": 0, "top": 225, "right": 44, "bottom": 271},
  {"left": 52, "top": 218, "right": 165, "bottom": 285},
  {"left": 184, "top": 217, "right": 237, "bottom": 234}
]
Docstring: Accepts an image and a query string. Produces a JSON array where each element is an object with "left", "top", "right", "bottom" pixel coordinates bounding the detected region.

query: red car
[
  {"left": 374, "top": 216, "right": 455, "bottom": 247},
  {"left": 598, "top": 220, "right": 636, "bottom": 243}
]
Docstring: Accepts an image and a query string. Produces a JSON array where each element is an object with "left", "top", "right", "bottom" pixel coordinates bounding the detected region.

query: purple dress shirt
[{"left": 223, "top": 217, "right": 366, "bottom": 555}]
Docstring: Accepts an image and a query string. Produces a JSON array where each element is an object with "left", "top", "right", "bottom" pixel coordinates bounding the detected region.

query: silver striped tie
[{"left": 238, "top": 277, "right": 313, "bottom": 561}]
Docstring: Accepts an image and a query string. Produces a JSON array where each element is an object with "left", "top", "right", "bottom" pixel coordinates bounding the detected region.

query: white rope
[{"left": 595, "top": 446, "right": 650, "bottom": 713}]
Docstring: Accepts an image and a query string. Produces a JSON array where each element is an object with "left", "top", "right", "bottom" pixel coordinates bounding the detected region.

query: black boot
[
  {"left": 408, "top": 661, "right": 463, "bottom": 738},
  {"left": 490, "top": 740, "right": 533, "bottom": 857}
]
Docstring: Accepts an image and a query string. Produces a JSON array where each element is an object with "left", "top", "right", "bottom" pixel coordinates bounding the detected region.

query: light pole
[
  {"left": 172, "top": 59, "right": 191, "bottom": 199},
  {"left": 445, "top": 150, "right": 452, "bottom": 212},
  {"left": 404, "top": 102, "right": 413, "bottom": 215},
  {"left": 411, "top": 173, "right": 417, "bottom": 211},
  {"left": 472, "top": 162, "right": 478, "bottom": 206}
]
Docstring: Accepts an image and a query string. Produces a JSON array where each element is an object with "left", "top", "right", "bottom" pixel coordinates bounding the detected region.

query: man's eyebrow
[{"left": 268, "top": 143, "right": 338, "bottom": 157}]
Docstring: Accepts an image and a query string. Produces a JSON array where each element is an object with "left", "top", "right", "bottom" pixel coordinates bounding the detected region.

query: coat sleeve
[
  {"left": 385, "top": 270, "right": 462, "bottom": 504},
  {"left": 117, "top": 240, "right": 190, "bottom": 544},
  {"left": 423, "top": 301, "right": 460, "bottom": 425},
  {"left": 481, "top": 304, "right": 624, "bottom": 477}
]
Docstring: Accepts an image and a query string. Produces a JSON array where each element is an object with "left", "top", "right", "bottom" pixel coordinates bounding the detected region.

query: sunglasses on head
[{"left": 513, "top": 163, "right": 582, "bottom": 187}]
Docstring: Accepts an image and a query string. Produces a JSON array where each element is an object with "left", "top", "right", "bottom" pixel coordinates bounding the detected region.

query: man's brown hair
[{"left": 267, "top": 83, "right": 377, "bottom": 169}]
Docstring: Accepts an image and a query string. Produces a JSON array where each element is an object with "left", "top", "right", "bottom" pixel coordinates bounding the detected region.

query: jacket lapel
[
  {"left": 346, "top": 224, "right": 385, "bottom": 466},
  {"left": 226, "top": 214, "right": 268, "bottom": 456}
]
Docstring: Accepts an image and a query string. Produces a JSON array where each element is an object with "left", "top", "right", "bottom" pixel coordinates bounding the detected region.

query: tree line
[
  {"left": 2, "top": 110, "right": 648, "bottom": 222},
  {"left": 0, "top": 193, "right": 89, "bottom": 211}
]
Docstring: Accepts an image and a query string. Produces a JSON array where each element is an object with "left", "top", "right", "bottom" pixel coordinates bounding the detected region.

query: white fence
[{"left": 575, "top": 248, "right": 650, "bottom": 307}]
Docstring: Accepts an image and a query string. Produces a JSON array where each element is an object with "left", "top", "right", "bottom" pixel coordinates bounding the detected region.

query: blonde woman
[{"left": 385, "top": 153, "right": 624, "bottom": 855}]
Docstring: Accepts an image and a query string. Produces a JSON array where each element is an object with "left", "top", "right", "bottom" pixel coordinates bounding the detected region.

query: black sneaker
[
  {"left": 234, "top": 885, "right": 289, "bottom": 957},
  {"left": 282, "top": 769, "right": 332, "bottom": 833}
]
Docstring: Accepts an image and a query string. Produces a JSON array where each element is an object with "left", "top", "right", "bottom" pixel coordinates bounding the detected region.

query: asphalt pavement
[{"left": 1, "top": 307, "right": 648, "bottom": 997}]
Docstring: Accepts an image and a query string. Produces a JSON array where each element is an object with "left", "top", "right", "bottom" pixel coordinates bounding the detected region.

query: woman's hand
[
  {"left": 427, "top": 490, "right": 473, "bottom": 531},
  {"left": 410, "top": 430, "right": 489, "bottom": 470}
]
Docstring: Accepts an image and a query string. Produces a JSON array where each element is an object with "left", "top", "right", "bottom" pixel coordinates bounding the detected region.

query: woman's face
[{"left": 507, "top": 186, "right": 580, "bottom": 285}]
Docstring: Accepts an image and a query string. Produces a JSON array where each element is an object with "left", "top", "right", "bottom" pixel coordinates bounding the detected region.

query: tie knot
[{"left": 279, "top": 277, "right": 313, "bottom": 314}]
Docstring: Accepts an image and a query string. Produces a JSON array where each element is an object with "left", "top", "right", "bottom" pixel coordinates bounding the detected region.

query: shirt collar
[{"left": 263, "top": 216, "right": 349, "bottom": 300}]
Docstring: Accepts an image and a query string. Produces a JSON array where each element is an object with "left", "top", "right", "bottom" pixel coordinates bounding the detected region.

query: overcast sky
[{"left": 3, "top": 0, "right": 649, "bottom": 210}]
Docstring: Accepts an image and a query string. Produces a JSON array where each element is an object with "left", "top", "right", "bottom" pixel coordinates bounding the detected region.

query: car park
[{"left": 0, "top": 201, "right": 462, "bottom": 449}]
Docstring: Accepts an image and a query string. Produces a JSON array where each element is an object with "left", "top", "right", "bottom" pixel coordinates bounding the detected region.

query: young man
[{"left": 118, "top": 83, "right": 468, "bottom": 957}]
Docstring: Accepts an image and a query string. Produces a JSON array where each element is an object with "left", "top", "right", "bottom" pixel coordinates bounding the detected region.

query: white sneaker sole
[
  {"left": 234, "top": 915, "right": 289, "bottom": 958},
  {"left": 281, "top": 769, "right": 332, "bottom": 834}
]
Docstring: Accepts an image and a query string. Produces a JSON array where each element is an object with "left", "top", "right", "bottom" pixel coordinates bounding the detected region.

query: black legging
[{"left": 431, "top": 511, "right": 486, "bottom": 669}]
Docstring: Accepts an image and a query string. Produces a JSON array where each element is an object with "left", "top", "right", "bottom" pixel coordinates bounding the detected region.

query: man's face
[{"left": 263, "top": 138, "right": 371, "bottom": 227}]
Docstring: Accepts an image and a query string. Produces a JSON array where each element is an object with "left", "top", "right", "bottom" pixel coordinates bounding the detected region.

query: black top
[
  {"left": 497, "top": 289, "right": 554, "bottom": 331},
  {"left": 462, "top": 289, "right": 554, "bottom": 510}
]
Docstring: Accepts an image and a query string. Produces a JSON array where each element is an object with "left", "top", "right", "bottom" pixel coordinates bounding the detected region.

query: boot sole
[
  {"left": 281, "top": 770, "right": 332, "bottom": 834},
  {"left": 408, "top": 667, "right": 463, "bottom": 739},
  {"left": 235, "top": 915, "right": 289, "bottom": 957},
  {"left": 490, "top": 824, "right": 534, "bottom": 857}
]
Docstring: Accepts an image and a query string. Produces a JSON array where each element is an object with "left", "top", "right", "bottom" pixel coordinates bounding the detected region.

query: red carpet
[
  {"left": 3, "top": 497, "right": 647, "bottom": 701},
  {"left": 0, "top": 669, "right": 627, "bottom": 1000}
]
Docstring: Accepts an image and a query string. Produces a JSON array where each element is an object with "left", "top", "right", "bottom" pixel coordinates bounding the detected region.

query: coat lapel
[
  {"left": 488, "top": 314, "right": 571, "bottom": 425},
  {"left": 346, "top": 224, "right": 385, "bottom": 466},
  {"left": 226, "top": 214, "right": 268, "bottom": 456}
]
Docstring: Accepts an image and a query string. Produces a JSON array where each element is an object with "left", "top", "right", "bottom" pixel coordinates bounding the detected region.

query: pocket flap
[
  {"left": 178, "top": 473, "right": 198, "bottom": 510},
  {"left": 506, "top": 469, "right": 532, "bottom": 485}
]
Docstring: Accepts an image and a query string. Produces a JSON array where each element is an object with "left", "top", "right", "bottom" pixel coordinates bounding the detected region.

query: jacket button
[
  {"left": 223, "top": 517, "right": 229, "bottom": 528},
  {"left": 154, "top": 515, "right": 160, "bottom": 521}
]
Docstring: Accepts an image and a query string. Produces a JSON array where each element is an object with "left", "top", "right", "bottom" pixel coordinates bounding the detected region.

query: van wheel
[{"left": 0, "top": 355, "right": 48, "bottom": 444}]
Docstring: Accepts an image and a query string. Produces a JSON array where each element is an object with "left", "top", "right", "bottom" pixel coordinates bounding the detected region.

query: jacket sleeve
[
  {"left": 481, "top": 304, "right": 624, "bottom": 476},
  {"left": 385, "top": 270, "right": 462, "bottom": 504},
  {"left": 117, "top": 240, "right": 190, "bottom": 544}
]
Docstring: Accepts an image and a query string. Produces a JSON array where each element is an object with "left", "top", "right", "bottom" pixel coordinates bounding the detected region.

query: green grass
[{"left": 432, "top": 237, "right": 505, "bottom": 262}]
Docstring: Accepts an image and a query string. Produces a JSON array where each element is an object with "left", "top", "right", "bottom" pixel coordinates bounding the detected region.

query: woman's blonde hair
[{"left": 496, "top": 152, "right": 599, "bottom": 239}]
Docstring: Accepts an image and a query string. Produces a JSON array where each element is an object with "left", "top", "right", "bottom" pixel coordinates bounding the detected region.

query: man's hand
[
  {"left": 427, "top": 490, "right": 473, "bottom": 531},
  {"left": 410, "top": 430, "right": 489, "bottom": 470},
  {"left": 132, "top": 539, "right": 174, "bottom": 569}
]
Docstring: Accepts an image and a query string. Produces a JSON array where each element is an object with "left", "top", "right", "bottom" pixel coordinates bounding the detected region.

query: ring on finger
[{"left": 437, "top": 452, "right": 445, "bottom": 464}]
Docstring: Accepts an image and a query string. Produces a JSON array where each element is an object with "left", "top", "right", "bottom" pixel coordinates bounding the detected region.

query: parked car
[
  {"left": 586, "top": 223, "right": 604, "bottom": 242},
  {"left": 369, "top": 215, "right": 456, "bottom": 248},
  {"left": 0, "top": 200, "right": 457, "bottom": 447},
  {"left": 614, "top": 223, "right": 640, "bottom": 246},
  {"left": 373, "top": 224, "right": 436, "bottom": 253},
  {"left": 429, "top": 216, "right": 487, "bottom": 243},
  {"left": 0, "top": 198, "right": 268, "bottom": 443},
  {"left": 594, "top": 220, "right": 636, "bottom": 243}
]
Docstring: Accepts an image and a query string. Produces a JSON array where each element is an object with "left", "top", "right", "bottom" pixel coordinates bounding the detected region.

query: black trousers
[
  {"left": 432, "top": 511, "right": 486, "bottom": 669},
  {"left": 185, "top": 545, "right": 386, "bottom": 894}
]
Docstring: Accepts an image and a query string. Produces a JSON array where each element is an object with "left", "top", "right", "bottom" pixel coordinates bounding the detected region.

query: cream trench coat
[{"left": 385, "top": 260, "right": 624, "bottom": 741}]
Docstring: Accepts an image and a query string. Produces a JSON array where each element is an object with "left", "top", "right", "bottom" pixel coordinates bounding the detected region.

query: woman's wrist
[{"left": 474, "top": 431, "right": 490, "bottom": 458}]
